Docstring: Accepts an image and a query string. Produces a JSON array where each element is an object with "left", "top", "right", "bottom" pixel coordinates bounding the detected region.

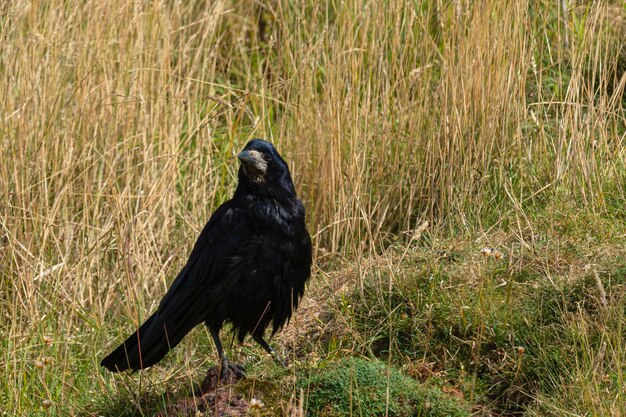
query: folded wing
[{"left": 100, "top": 202, "right": 249, "bottom": 372}]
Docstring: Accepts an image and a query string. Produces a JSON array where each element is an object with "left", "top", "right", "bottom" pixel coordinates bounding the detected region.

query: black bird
[{"left": 101, "top": 139, "right": 312, "bottom": 376}]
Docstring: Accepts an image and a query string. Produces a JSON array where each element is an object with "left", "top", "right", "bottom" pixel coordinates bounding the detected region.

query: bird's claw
[{"left": 219, "top": 358, "right": 246, "bottom": 380}]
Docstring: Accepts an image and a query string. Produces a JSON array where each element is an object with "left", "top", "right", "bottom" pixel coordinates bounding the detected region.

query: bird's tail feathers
[{"left": 100, "top": 313, "right": 189, "bottom": 372}]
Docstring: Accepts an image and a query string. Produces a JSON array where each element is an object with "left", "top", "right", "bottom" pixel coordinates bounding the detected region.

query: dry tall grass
[{"left": 1, "top": 0, "right": 624, "bottom": 414}]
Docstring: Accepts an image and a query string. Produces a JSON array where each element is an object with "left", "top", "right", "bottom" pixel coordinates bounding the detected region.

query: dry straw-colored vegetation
[{"left": 1, "top": 0, "right": 625, "bottom": 415}]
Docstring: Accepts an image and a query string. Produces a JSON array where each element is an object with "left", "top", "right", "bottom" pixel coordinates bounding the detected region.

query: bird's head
[{"left": 236, "top": 139, "right": 296, "bottom": 198}]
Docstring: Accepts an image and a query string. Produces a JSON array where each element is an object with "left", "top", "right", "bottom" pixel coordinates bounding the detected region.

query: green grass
[{"left": 307, "top": 204, "right": 626, "bottom": 415}]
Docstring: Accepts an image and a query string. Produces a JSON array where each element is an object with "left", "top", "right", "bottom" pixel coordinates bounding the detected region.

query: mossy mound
[{"left": 300, "top": 357, "right": 470, "bottom": 417}]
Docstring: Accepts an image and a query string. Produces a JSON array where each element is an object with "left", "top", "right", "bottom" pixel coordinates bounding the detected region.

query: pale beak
[{"left": 237, "top": 150, "right": 267, "bottom": 177}]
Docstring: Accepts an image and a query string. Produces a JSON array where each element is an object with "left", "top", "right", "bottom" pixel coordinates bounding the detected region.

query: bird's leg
[
  {"left": 252, "top": 332, "right": 287, "bottom": 367},
  {"left": 209, "top": 327, "right": 245, "bottom": 379}
]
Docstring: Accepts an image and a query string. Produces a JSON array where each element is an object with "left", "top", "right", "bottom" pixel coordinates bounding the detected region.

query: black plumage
[{"left": 101, "top": 139, "right": 312, "bottom": 375}]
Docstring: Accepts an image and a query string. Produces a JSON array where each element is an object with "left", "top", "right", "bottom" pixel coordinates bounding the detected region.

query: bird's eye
[{"left": 262, "top": 152, "right": 272, "bottom": 161}]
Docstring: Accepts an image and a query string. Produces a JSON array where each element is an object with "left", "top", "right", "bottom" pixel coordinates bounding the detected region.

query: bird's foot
[
  {"left": 219, "top": 358, "right": 246, "bottom": 381},
  {"left": 199, "top": 361, "right": 245, "bottom": 393}
]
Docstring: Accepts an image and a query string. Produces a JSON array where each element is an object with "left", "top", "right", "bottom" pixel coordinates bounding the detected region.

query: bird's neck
[{"left": 237, "top": 193, "right": 305, "bottom": 234}]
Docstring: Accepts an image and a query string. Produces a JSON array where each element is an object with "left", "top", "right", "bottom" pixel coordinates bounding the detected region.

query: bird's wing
[{"left": 154, "top": 200, "right": 250, "bottom": 323}]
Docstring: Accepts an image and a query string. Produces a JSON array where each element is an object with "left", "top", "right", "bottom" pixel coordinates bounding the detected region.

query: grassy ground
[{"left": 1, "top": 0, "right": 625, "bottom": 415}]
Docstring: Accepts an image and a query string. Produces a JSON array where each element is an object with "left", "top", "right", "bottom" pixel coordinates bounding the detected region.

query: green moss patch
[{"left": 299, "top": 357, "right": 470, "bottom": 417}]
